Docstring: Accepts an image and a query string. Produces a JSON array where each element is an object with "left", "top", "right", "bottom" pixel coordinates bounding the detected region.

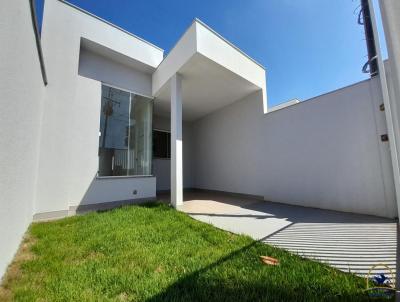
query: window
[
  {"left": 98, "top": 85, "right": 153, "bottom": 177},
  {"left": 153, "top": 130, "right": 170, "bottom": 159}
]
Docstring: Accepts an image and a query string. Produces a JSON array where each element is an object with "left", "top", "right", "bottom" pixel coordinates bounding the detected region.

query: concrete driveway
[{"left": 178, "top": 190, "right": 397, "bottom": 278}]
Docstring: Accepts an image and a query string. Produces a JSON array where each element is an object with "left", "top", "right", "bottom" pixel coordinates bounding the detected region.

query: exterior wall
[
  {"left": 35, "top": 0, "right": 162, "bottom": 214},
  {"left": 77, "top": 176, "right": 156, "bottom": 205},
  {"left": 153, "top": 116, "right": 194, "bottom": 191},
  {"left": 78, "top": 47, "right": 153, "bottom": 97},
  {"left": 192, "top": 78, "right": 396, "bottom": 218},
  {"left": 380, "top": 0, "right": 400, "bottom": 218},
  {"left": 0, "top": 0, "right": 45, "bottom": 277},
  {"left": 380, "top": 1, "right": 400, "bottom": 132},
  {"left": 152, "top": 23, "right": 197, "bottom": 96}
]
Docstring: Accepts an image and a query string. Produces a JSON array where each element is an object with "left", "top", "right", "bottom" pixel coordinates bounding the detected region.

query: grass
[{"left": 0, "top": 202, "right": 389, "bottom": 301}]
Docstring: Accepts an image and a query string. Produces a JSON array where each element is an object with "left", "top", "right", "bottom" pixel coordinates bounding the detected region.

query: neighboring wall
[
  {"left": 153, "top": 115, "right": 194, "bottom": 191},
  {"left": 192, "top": 78, "right": 397, "bottom": 218},
  {"left": 0, "top": 1, "right": 45, "bottom": 277}
]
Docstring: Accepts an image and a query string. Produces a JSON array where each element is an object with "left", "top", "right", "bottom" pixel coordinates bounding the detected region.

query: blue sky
[{"left": 36, "top": 0, "right": 387, "bottom": 107}]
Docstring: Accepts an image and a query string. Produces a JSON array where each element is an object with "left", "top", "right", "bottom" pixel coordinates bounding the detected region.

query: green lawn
[{"left": 0, "top": 203, "right": 388, "bottom": 301}]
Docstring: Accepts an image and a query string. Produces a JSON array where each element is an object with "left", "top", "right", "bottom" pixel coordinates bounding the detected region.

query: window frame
[
  {"left": 101, "top": 82, "right": 154, "bottom": 100},
  {"left": 97, "top": 83, "right": 154, "bottom": 179}
]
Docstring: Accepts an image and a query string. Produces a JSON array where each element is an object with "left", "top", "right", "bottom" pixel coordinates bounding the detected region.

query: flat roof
[{"left": 152, "top": 20, "right": 267, "bottom": 121}]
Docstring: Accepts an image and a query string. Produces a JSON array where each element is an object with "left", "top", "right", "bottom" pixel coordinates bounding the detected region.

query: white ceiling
[{"left": 154, "top": 53, "right": 260, "bottom": 122}]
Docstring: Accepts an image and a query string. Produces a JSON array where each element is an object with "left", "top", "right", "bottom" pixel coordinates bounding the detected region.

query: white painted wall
[
  {"left": 380, "top": 1, "right": 400, "bottom": 132},
  {"left": 152, "top": 23, "right": 197, "bottom": 96},
  {"left": 192, "top": 79, "right": 396, "bottom": 218},
  {"left": 79, "top": 177, "right": 156, "bottom": 205},
  {"left": 379, "top": 0, "right": 400, "bottom": 218},
  {"left": 78, "top": 47, "right": 152, "bottom": 97},
  {"left": 153, "top": 115, "right": 194, "bottom": 191},
  {"left": 195, "top": 20, "right": 266, "bottom": 94},
  {"left": 35, "top": 0, "right": 162, "bottom": 214},
  {"left": 0, "top": 0, "right": 45, "bottom": 277}
]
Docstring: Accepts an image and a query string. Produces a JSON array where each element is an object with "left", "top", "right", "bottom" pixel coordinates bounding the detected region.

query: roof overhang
[
  {"left": 152, "top": 19, "right": 267, "bottom": 121},
  {"left": 80, "top": 38, "right": 158, "bottom": 74}
]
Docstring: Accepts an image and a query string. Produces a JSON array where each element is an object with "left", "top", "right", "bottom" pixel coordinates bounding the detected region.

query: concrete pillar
[{"left": 170, "top": 74, "right": 183, "bottom": 208}]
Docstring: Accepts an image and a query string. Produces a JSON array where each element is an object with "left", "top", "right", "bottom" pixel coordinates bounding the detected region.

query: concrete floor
[{"left": 170, "top": 190, "right": 398, "bottom": 278}]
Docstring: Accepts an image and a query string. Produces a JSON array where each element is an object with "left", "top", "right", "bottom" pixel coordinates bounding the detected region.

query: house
[{"left": 1, "top": 0, "right": 400, "bottom": 279}]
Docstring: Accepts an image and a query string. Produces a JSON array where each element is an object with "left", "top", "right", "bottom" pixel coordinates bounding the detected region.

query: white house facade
[{"left": 1, "top": 0, "right": 400, "bottom": 279}]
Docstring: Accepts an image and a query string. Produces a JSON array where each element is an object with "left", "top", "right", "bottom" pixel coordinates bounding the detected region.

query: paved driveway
[{"left": 179, "top": 190, "right": 397, "bottom": 278}]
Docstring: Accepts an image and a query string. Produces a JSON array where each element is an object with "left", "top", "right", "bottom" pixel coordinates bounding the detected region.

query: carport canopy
[{"left": 151, "top": 19, "right": 267, "bottom": 207}]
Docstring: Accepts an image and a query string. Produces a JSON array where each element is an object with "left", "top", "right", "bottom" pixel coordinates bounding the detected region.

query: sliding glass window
[{"left": 98, "top": 85, "right": 153, "bottom": 177}]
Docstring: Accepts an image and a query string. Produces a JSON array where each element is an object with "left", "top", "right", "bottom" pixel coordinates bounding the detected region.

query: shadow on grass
[{"left": 145, "top": 241, "right": 370, "bottom": 302}]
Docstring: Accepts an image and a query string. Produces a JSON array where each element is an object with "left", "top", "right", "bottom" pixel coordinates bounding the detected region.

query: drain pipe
[{"left": 366, "top": 0, "right": 400, "bottom": 299}]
